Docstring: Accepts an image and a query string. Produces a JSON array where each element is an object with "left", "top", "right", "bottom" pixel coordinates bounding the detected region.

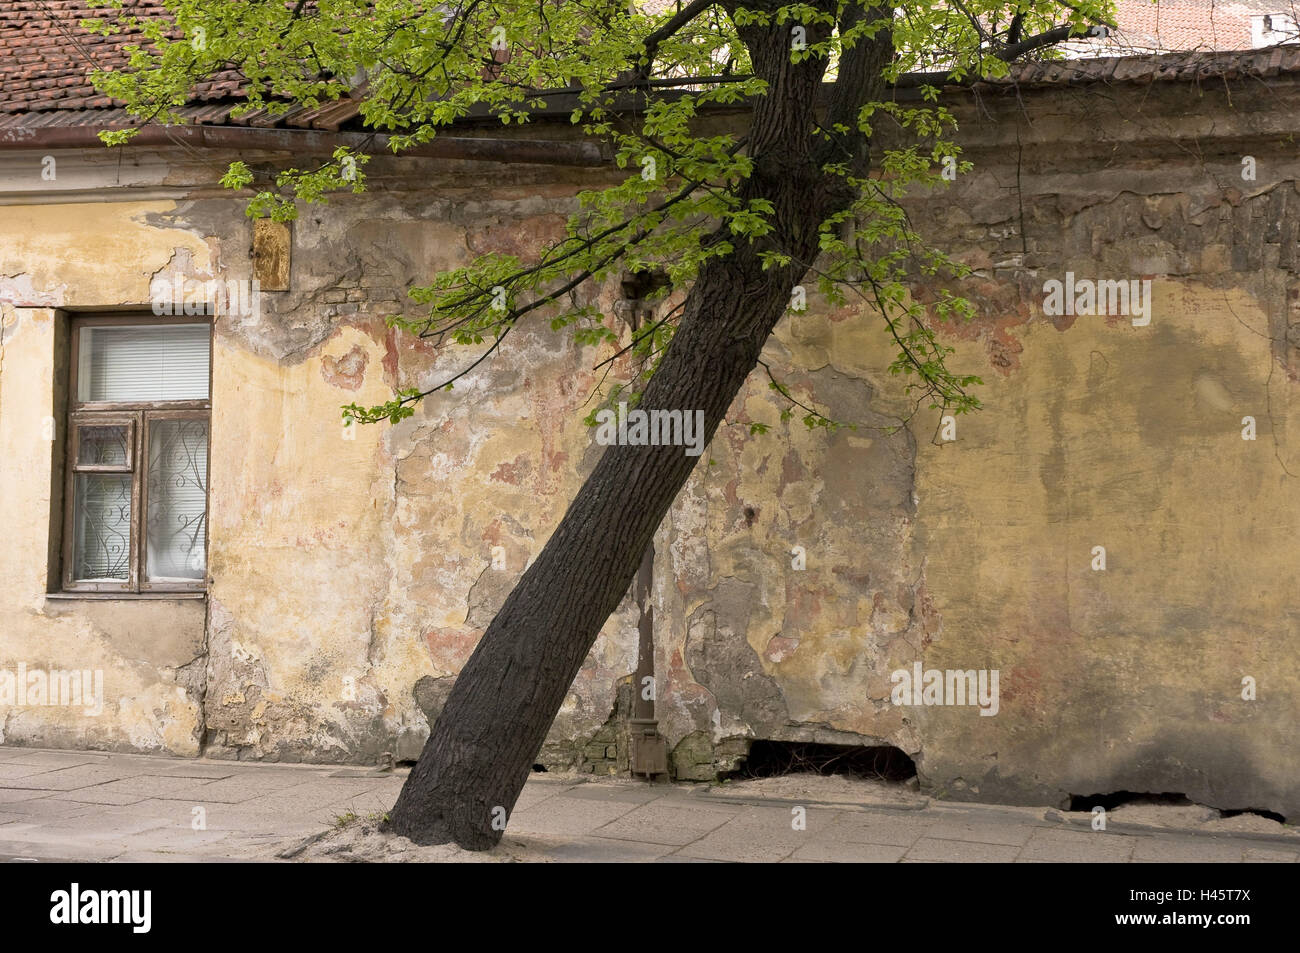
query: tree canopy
[{"left": 88, "top": 0, "right": 1113, "bottom": 433}]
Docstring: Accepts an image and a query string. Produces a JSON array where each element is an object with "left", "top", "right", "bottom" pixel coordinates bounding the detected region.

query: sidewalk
[{"left": 0, "top": 746, "right": 1295, "bottom": 862}]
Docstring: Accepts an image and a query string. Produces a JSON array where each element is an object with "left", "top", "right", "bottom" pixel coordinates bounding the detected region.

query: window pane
[
  {"left": 146, "top": 419, "right": 208, "bottom": 581},
  {"left": 77, "top": 424, "right": 130, "bottom": 467},
  {"left": 72, "top": 473, "right": 132, "bottom": 581},
  {"left": 78, "top": 324, "right": 210, "bottom": 403}
]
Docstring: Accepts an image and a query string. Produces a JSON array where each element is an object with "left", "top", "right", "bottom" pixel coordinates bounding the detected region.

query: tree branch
[
  {"left": 994, "top": 23, "right": 1084, "bottom": 60},
  {"left": 1007, "top": 12, "right": 1024, "bottom": 44},
  {"left": 632, "top": 0, "right": 716, "bottom": 79},
  {"left": 950, "top": 0, "right": 993, "bottom": 45},
  {"left": 816, "top": 3, "right": 894, "bottom": 173}
]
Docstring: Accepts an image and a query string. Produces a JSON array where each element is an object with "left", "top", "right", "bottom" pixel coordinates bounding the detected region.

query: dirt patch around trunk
[{"left": 282, "top": 818, "right": 554, "bottom": 862}]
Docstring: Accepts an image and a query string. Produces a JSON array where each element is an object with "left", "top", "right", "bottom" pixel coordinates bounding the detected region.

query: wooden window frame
[
  {"left": 62, "top": 315, "right": 213, "bottom": 595},
  {"left": 70, "top": 414, "right": 135, "bottom": 473}
]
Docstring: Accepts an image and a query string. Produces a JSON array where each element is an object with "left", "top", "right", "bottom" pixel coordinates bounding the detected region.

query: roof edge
[{"left": 0, "top": 123, "right": 609, "bottom": 166}]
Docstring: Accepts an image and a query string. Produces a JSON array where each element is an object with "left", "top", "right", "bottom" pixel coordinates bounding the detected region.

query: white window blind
[{"left": 78, "top": 324, "right": 210, "bottom": 402}]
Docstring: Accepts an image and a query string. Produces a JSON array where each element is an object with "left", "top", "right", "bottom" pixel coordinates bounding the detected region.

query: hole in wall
[
  {"left": 1068, "top": 791, "right": 1288, "bottom": 825},
  {"left": 1221, "top": 807, "right": 1287, "bottom": 823},
  {"left": 531, "top": 763, "right": 548, "bottom": 773},
  {"left": 722, "top": 741, "right": 917, "bottom": 782},
  {"left": 1068, "top": 791, "right": 1191, "bottom": 812}
]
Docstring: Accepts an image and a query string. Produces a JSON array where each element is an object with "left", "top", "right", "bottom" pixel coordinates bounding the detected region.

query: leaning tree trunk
[{"left": 388, "top": 1, "right": 892, "bottom": 849}]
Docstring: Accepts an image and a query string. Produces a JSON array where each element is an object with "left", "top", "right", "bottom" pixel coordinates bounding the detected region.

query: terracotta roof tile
[
  {"left": 5, "top": 0, "right": 1300, "bottom": 133},
  {"left": 0, "top": 0, "right": 243, "bottom": 115},
  {"left": 1072, "top": 0, "right": 1300, "bottom": 55}
]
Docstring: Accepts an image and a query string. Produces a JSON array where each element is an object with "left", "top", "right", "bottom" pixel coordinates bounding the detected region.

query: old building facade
[{"left": 2, "top": 27, "right": 1298, "bottom": 816}]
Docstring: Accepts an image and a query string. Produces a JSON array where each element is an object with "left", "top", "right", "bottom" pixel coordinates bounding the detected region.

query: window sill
[{"left": 46, "top": 591, "right": 207, "bottom": 601}]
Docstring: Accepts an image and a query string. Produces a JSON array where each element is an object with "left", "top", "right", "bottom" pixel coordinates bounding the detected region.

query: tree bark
[{"left": 387, "top": 0, "right": 893, "bottom": 849}]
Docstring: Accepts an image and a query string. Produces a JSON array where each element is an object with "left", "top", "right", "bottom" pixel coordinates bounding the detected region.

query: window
[{"left": 62, "top": 317, "right": 211, "bottom": 593}]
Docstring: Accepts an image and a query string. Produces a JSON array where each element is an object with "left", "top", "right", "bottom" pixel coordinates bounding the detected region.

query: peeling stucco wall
[
  {"left": 0, "top": 72, "right": 1296, "bottom": 816},
  {"left": 0, "top": 304, "right": 205, "bottom": 754},
  {"left": 653, "top": 74, "right": 1300, "bottom": 815},
  {"left": 0, "top": 156, "right": 644, "bottom": 765}
]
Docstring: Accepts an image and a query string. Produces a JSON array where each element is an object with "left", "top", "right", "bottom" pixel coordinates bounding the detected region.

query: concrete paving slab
[
  {"left": 0, "top": 763, "right": 65, "bottom": 780},
  {"left": 0, "top": 763, "right": 137, "bottom": 790},
  {"left": 824, "top": 810, "right": 937, "bottom": 847},
  {"left": 1243, "top": 846, "right": 1299, "bottom": 862},
  {"left": 50, "top": 788, "right": 152, "bottom": 805},
  {"left": 1017, "top": 828, "right": 1136, "bottom": 862},
  {"left": 789, "top": 840, "right": 909, "bottom": 862},
  {"left": 92, "top": 827, "right": 245, "bottom": 853},
  {"left": 0, "top": 796, "right": 97, "bottom": 818},
  {"left": 9, "top": 811, "right": 175, "bottom": 840},
  {"left": 925, "top": 814, "right": 1038, "bottom": 847},
  {"left": 540, "top": 837, "right": 676, "bottom": 862},
  {"left": 560, "top": 781, "right": 674, "bottom": 805},
  {"left": 141, "top": 763, "right": 241, "bottom": 779},
  {"left": 905, "top": 838, "right": 1023, "bottom": 862},
  {"left": 508, "top": 794, "right": 641, "bottom": 836},
  {"left": 512, "top": 786, "right": 565, "bottom": 812},
  {"left": 0, "top": 750, "right": 110, "bottom": 767},
  {"left": 0, "top": 837, "right": 119, "bottom": 862},
  {"left": 653, "top": 854, "right": 724, "bottom": 863},
  {"left": 1131, "top": 836, "right": 1252, "bottom": 863},
  {"left": 95, "top": 775, "right": 223, "bottom": 799},
  {"left": 176, "top": 773, "right": 320, "bottom": 803},
  {"left": 239, "top": 785, "right": 389, "bottom": 814},
  {"left": 592, "top": 800, "right": 743, "bottom": 847},
  {"left": 674, "top": 805, "right": 833, "bottom": 862},
  {"left": 78, "top": 797, "right": 194, "bottom": 819}
]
